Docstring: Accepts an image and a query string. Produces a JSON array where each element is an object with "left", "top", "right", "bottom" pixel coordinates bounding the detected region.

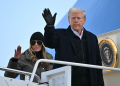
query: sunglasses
[{"left": 31, "top": 40, "right": 42, "bottom": 45}]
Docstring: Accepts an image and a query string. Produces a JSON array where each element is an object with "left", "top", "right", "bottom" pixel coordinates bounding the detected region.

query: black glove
[{"left": 42, "top": 8, "right": 57, "bottom": 26}]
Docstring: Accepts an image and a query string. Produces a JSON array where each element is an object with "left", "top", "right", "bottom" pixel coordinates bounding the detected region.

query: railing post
[{"left": 28, "top": 59, "right": 43, "bottom": 86}]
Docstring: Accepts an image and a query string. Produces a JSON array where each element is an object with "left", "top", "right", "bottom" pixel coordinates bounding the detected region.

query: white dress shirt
[{"left": 71, "top": 28, "right": 84, "bottom": 40}]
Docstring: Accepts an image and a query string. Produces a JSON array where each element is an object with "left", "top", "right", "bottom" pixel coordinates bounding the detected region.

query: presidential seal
[{"left": 99, "top": 38, "right": 118, "bottom": 71}]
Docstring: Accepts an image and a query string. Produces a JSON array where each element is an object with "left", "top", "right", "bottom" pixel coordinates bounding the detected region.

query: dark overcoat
[{"left": 44, "top": 25, "right": 104, "bottom": 86}]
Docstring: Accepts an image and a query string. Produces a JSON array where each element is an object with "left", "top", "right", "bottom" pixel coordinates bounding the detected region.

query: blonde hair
[
  {"left": 29, "top": 43, "right": 49, "bottom": 70},
  {"left": 68, "top": 8, "right": 86, "bottom": 19}
]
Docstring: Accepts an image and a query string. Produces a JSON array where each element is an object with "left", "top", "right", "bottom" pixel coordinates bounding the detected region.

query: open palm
[{"left": 14, "top": 46, "right": 24, "bottom": 59}]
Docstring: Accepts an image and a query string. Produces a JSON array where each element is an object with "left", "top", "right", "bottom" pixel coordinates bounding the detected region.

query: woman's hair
[{"left": 29, "top": 43, "right": 49, "bottom": 70}]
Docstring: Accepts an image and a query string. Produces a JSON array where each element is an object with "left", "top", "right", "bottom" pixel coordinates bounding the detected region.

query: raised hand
[
  {"left": 42, "top": 8, "right": 57, "bottom": 26},
  {"left": 14, "top": 45, "right": 24, "bottom": 59}
]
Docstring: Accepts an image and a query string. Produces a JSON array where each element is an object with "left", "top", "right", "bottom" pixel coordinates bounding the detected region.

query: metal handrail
[
  {"left": 0, "top": 66, "right": 41, "bottom": 83},
  {"left": 28, "top": 59, "right": 120, "bottom": 86}
]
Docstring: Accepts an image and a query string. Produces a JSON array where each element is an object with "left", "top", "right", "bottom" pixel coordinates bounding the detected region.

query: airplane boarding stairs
[{"left": 0, "top": 59, "right": 120, "bottom": 86}]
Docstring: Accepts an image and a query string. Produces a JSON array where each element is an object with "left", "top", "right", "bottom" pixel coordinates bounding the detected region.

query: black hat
[{"left": 30, "top": 32, "right": 44, "bottom": 43}]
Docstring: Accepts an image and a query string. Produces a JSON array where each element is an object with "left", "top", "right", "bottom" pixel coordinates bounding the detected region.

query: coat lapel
[
  {"left": 65, "top": 26, "right": 77, "bottom": 54},
  {"left": 85, "top": 29, "right": 92, "bottom": 62}
]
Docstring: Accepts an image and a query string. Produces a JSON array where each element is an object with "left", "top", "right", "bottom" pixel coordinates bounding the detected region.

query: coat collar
[
  {"left": 65, "top": 25, "right": 77, "bottom": 54},
  {"left": 23, "top": 49, "right": 32, "bottom": 60},
  {"left": 25, "top": 49, "right": 45, "bottom": 60}
]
